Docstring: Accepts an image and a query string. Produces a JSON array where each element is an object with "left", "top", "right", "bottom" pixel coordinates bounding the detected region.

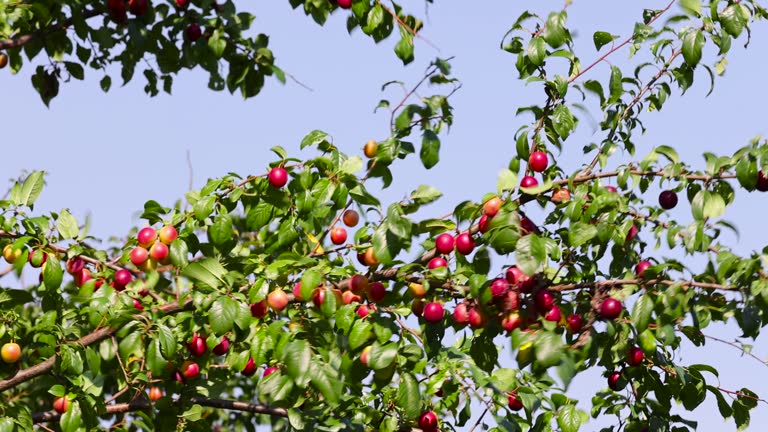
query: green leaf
[
  {"left": 372, "top": 224, "right": 396, "bottom": 265},
  {"left": 193, "top": 196, "right": 216, "bottom": 221},
  {"left": 340, "top": 156, "right": 363, "bottom": 175},
  {"left": 157, "top": 324, "right": 177, "bottom": 358},
  {"left": 497, "top": 169, "right": 518, "bottom": 193},
  {"left": 56, "top": 209, "right": 78, "bottom": 239},
  {"left": 0, "top": 288, "right": 34, "bottom": 307},
  {"left": 300, "top": 270, "right": 322, "bottom": 300},
  {"left": 420, "top": 130, "right": 440, "bottom": 169},
  {"left": 632, "top": 294, "right": 654, "bottom": 332},
  {"left": 542, "top": 12, "right": 567, "bottom": 48},
  {"left": 246, "top": 202, "right": 275, "bottom": 230},
  {"left": 527, "top": 37, "right": 546, "bottom": 66},
  {"left": 736, "top": 157, "right": 758, "bottom": 191},
  {"left": 680, "top": 0, "right": 702, "bottom": 16},
  {"left": 169, "top": 238, "right": 189, "bottom": 268},
  {"left": 180, "top": 404, "right": 203, "bottom": 421},
  {"left": 309, "top": 359, "right": 341, "bottom": 405},
  {"left": 100, "top": 75, "right": 112, "bottom": 92},
  {"left": 19, "top": 171, "right": 45, "bottom": 207},
  {"left": 42, "top": 255, "right": 63, "bottom": 290},
  {"left": 394, "top": 27, "right": 414, "bottom": 65},
  {"left": 682, "top": 29, "right": 705, "bottom": 67},
  {"left": 209, "top": 216, "right": 233, "bottom": 248},
  {"left": 283, "top": 339, "right": 312, "bottom": 388},
  {"left": 535, "top": 331, "right": 564, "bottom": 367},
  {"left": 209, "top": 296, "right": 237, "bottom": 335},
  {"left": 349, "top": 320, "right": 373, "bottom": 350},
  {"left": 64, "top": 62, "right": 84, "bottom": 80},
  {"left": 300, "top": 130, "right": 330, "bottom": 149},
  {"left": 410, "top": 185, "right": 442, "bottom": 205},
  {"left": 608, "top": 66, "right": 623, "bottom": 103},
  {"left": 181, "top": 258, "right": 227, "bottom": 289},
  {"left": 557, "top": 405, "right": 582, "bottom": 432},
  {"left": 703, "top": 192, "right": 726, "bottom": 219},
  {"left": 369, "top": 343, "right": 397, "bottom": 370},
  {"left": 593, "top": 31, "right": 617, "bottom": 51},
  {"left": 146, "top": 338, "right": 168, "bottom": 376},
  {"left": 551, "top": 104, "right": 575, "bottom": 140},
  {"left": 287, "top": 409, "right": 306, "bottom": 430},
  {"left": 208, "top": 30, "right": 227, "bottom": 58},
  {"left": 397, "top": 373, "right": 421, "bottom": 420},
  {"left": 491, "top": 368, "right": 518, "bottom": 391},
  {"left": 568, "top": 222, "right": 597, "bottom": 247},
  {"left": 691, "top": 190, "right": 705, "bottom": 221},
  {"left": 59, "top": 401, "right": 81, "bottom": 432},
  {"left": 720, "top": 4, "right": 748, "bottom": 37}
]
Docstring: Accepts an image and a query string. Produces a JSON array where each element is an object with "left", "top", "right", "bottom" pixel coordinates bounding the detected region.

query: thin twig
[
  {"left": 468, "top": 407, "right": 489, "bottom": 432},
  {"left": 581, "top": 49, "right": 682, "bottom": 174},
  {"left": 700, "top": 333, "right": 768, "bottom": 367},
  {"left": 567, "top": 0, "right": 675, "bottom": 84}
]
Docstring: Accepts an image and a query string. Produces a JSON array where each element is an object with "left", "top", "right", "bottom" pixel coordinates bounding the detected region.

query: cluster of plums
[
  {"left": 129, "top": 225, "right": 178, "bottom": 270},
  {"left": 106, "top": 0, "right": 204, "bottom": 43}
]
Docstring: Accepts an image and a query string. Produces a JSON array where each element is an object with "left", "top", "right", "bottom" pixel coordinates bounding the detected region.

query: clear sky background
[{"left": 1, "top": 1, "right": 767, "bottom": 430}]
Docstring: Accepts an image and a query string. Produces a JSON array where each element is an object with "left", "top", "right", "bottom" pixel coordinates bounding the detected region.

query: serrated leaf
[
  {"left": 42, "top": 256, "right": 63, "bottom": 290},
  {"left": 420, "top": 130, "right": 440, "bottom": 169},
  {"left": 19, "top": 171, "right": 45, "bottom": 207},
  {"left": 209, "top": 215, "right": 233, "bottom": 248},
  {"left": 680, "top": 0, "right": 702, "bottom": 16},
  {"left": 169, "top": 238, "right": 189, "bottom": 268},
  {"left": 340, "top": 156, "right": 363, "bottom": 175},
  {"left": 60, "top": 401, "right": 81, "bottom": 432},
  {"left": 349, "top": 320, "right": 373, "bottom": 350},
  {"left": 209, "top": 296, "right": 237, "bottom": 335},
  {"left": 397, "top": 373, "right": 421, "bottom": 420},
  {"left": 568, "top": 222, "right": 597, "bottom": 247},
  {"left": 557, "top": 405, "right": 582, "bottom": 432},
  {"left": 57, "top": 209, "right": 78, "bottom": 239},
  {"left": 369, "top": 343, "right": 397, "bottom": 370},
  {"left": 208, "top": 30, "right": 227, "bottom": 58},
  {"left": 181, "top": 258, "right": 226, "bottom": 289},
  {"left": 300, "top": 130, "right": 330, "bottom": 149},
  {"left": 736, "top": 157, "right": 758, "bottom": 191},
  {"left": 527, "top": 37, "right": 546, "bottom": 66},
  {"left": 497, "top": 169, "right": 518, "bottom": 193},
  {"left": 551, "top": 104, "right": 575, "bottom": 140},
  {"left": 632, "top": 294, "right": 653, "bottom": 332},
  {"left": 410, "top": 185, "right": 442, "bottom": 205},
  {"left": 535, "top": 331, "right": 563, "bottom": 367},
  {"left": 157, "top": 324, "right": 176, "bottom": 358},
  {"left": 682, "top": 29, "right": 705, "bottom": 67},
  {"left": 284, "top": 339, "right": 312, "bottom": 388}
]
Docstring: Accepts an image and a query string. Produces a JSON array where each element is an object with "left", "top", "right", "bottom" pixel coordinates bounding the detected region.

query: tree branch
[
  {"left": 551, "top": 169, "right": 736, "bottom": 188},
  {"left": 31, "top": 396, "right": 288, "bottom": 423},
  {"left": 0, "top": 9, "right": 102, "bottom": 51},
  {"left": 548, "top": 277, "right": 740, "bottom": 292},
  {"left": 0, "top": 300, "right": 192, "bottom": 393}
]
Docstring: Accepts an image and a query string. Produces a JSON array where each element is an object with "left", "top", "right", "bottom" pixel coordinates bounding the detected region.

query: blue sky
[{"left": 1, "top": 1, "right": 767, "bottom": 430}]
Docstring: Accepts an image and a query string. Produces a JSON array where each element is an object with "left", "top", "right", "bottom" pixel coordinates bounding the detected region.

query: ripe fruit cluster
[{"left": 129, "top": 225, "right": 178, "bottom": 270}]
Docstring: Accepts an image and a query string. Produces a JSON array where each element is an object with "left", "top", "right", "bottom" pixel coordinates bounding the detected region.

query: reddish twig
[{"left": 567, "top": 0, "right": 675, "bottom": 84}]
